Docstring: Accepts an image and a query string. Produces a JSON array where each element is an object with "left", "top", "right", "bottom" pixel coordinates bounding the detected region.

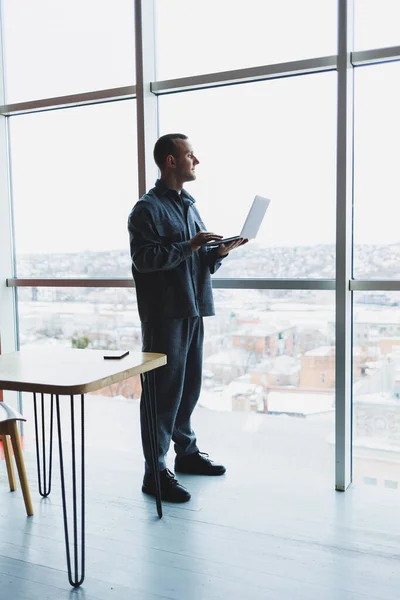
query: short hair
[{"left": 153, "top": 133, "right": 188, "bottom": 169}]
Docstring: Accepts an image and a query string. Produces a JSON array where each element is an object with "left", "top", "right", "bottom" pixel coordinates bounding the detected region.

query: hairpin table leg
[
  {"left": 55, "top": 394, "right": 85, "bottom": 588},
  {"left": 33, "top": 392, "right": 54, "bottom": 497}
]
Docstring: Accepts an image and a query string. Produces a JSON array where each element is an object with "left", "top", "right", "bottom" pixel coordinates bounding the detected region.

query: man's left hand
[{"left": 217, "top": 238, "right": 248, "bottom": 257}]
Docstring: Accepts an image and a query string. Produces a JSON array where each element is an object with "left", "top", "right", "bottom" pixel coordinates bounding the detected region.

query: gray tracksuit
[{"left": 128, "top": 179, "right": 224, "bottom": 472}]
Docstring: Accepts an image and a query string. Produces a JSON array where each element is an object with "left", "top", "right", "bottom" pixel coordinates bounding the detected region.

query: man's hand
[
  {"left": 217, "top": 237, "right": 248, "bottom": 257},
  {"left": 190, "top": 231, "right": 223, "bottom": 251}
]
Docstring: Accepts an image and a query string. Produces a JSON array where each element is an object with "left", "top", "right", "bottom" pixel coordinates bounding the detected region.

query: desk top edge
[{"left": 0, "top": 350, "right": 167, "bottom": 394}]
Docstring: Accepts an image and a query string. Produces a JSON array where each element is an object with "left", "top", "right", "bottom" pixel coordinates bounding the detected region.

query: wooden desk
[{"left": 0, "top": 348, "right": 167, "bottom": 587}]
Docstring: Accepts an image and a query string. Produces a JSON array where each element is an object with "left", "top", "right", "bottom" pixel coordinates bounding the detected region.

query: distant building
[
  {"left": 299, "top": 345, "right": 379, "bottom": 390},
  {"left": 251, "top": 355, "right": 300, "bottom": 387},
  {"left": 300, "top": 346, "right": 335, "bottom": 389},
  {"left": 231, "top": 323, "right": 295, "bottom": 357}
]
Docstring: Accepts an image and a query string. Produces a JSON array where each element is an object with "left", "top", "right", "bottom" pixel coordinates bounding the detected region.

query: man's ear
[{"left": 166, "top": 154, "right": 176, "bottom": 168}]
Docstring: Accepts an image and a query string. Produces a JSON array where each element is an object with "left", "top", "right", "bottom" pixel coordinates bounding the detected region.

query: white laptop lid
[{"left": 240, "top": 195, "right": 271, "bottom": 239}]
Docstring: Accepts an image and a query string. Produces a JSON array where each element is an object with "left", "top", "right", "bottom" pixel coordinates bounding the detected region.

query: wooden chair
[{"left": 0, "top": 402, "right": 33, "bottom": 516}]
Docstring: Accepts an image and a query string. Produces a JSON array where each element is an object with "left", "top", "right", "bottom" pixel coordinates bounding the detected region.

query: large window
[
  {"left": 16, "top": 285, "right": 335, "bottom": 482},
  {"left": 353, "top": 62, "right": 400, "bottom": 279},
  {"left": 2, "top": 1, "right": 400, "bottom": 496},
  {"left": 159, "top": 73, "right": 337, "bottom": 278},
  {"left": 155, "top": 0, "right": 337, "bottom": 80},
  {"left": 1, "top": 0, "right": 136, "bottom": 103},
  {"left": 9, "top": 101, "right": 137, "bottom": 278}
]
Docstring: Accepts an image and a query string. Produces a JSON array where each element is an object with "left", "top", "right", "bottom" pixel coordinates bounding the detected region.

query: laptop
[{"left": 206, "top": 195, "right": 271, "bottom": 247}]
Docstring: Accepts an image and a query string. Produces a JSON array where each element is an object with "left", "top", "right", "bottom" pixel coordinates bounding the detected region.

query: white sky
[{"left": 2, "top": 0, "right": 400, "bottom": 254}]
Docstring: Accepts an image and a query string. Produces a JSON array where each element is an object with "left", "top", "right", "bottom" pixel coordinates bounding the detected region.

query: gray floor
[{"left": 0, "top": 395, "right": 399, "bottom": 599}]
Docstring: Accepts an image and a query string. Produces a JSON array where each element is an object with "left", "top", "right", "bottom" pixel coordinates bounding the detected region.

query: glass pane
[
  {"left": 10, "top": 101, "right": 137, "bottom": 278},
  {"left": 205, "top": 289, "right": 335, "bottom": 484},
  {"left": 353, "top": 292, "right": 400, "bottom": 495},
  {"left": 155, "top": 0, "right": 337, "bottom": 80},
  {"left": 158, "top": 73, "right": 337, "bottom": 278},
  {"left": 354, "top": 0, "right": 400, "bottom": 51},
  {"left": 353, "top": 63, "right": 400, "bottom": 279},
  {"left": 2, "top": 0, "right": 135, "bottom": 103}
]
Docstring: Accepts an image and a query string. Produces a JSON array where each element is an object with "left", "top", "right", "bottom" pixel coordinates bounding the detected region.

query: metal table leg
[
  {"left": 55, "top": 394, "right": 85, "bottom": 588},
  {"left": 140, "top": 371, "right": 162, "bottom": 518},
  {"left": 33, "top": 392, "right": 54, "bottom": 497}
]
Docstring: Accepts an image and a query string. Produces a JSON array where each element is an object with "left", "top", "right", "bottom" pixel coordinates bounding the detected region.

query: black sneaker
[
  {"left": 175, "top": 451, "right": 226, "bottom": 476},
  {"left": 142, "top": 468, "right": 191, "bottom": 503}
]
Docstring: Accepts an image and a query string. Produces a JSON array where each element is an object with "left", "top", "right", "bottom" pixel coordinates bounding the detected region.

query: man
[{"left": 128, "top": 133, "right": 247, "bottom": 503}]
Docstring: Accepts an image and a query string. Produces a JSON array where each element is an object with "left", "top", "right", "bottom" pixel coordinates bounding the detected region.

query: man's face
[{"left": 173, "top": 139, "right": 199, "bottom": 183}]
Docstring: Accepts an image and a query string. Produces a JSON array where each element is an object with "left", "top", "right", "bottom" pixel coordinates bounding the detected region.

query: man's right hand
[{"left": 190, "top": 231, "right": 223, "bottom": 251}]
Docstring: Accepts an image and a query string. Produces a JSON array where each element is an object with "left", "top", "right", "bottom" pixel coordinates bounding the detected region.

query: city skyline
[{"left": 14, "top": 240, "right": 400, "bottom": 281}]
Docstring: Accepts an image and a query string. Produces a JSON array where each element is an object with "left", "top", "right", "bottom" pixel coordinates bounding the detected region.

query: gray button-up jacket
[{"left": 128, "top": 179, "right": 224, "bottom": 322}]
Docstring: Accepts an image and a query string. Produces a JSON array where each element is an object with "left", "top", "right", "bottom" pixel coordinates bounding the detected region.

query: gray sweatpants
[{"left": 140, "top": 317, "right": 204, "bottom": 474}]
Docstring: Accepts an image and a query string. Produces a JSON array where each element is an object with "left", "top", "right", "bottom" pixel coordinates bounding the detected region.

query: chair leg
[
  {"left": 9, "top": 422, "right": 34, "bottom": 517},
  {"left": 2, "top": 433, "right": 17, "bottom": 492}
]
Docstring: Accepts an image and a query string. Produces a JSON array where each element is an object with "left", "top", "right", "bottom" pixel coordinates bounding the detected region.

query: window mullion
[
  {"left": 135, "top": 0, "right": 158, "bottom": 197},
  {"left": 0, "top": 4, "right": 18, "bottom": 400},
  {"left": 335, "top": 0, "right": 355, "bottom": 492}
]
